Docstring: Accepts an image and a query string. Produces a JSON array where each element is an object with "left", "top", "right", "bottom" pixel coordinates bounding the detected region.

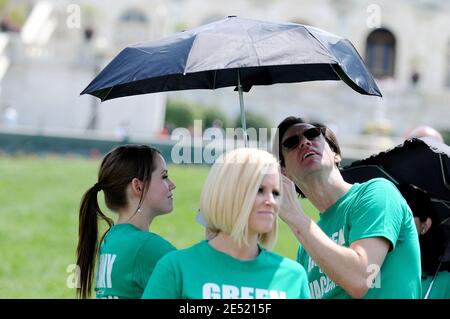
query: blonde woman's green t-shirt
[{"left": 142, "top": 240, "right": 310, "bottom": 299}]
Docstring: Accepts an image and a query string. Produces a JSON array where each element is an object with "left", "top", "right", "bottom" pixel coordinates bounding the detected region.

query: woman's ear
[
  {"left": 130, "top": 178, "right": 143, "bottom": 196},
  {"left": 421, "top": 217, "right": 433, "bottom": 235},
  {"left": 334, "top": 154, "right": 342, "bottom": 165}
]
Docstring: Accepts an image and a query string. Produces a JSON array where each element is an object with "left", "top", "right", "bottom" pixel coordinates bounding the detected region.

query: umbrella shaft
[
  {"left": 424, "top": 262, "right": 442, "bottom": 299},
  {"left": 238, "top": 70, "right": 248, "bottom": 147}
]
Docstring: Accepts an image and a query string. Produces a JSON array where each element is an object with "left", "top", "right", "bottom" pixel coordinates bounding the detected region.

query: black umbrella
[
  {"left": 80, "top": 16, "right": 381, "bottom": 145},
  {"left": 341, "top": 137, "right": 450, "bottom": 207},
  {"left": 341, "top": 137, "right": 450, "bottom": 298}
]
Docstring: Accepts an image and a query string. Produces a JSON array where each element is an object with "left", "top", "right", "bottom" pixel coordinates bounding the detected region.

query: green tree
[
  {"left": 233, "top": 111, "right": 272, "bottom": 141},
  {"left": 9, "top": 5, "right": 26, "bottom": 27},
  {"left": 165, "top": 99, "right": 195, "bottom": 128},
  {"left": 441, "top": 130, "right": 450, "bottom": 145},
  {"left": 202, "top": 107, "right": 228, "bottom": 129},
  {"left": 0, "top": 0, "right": 9, "bottom": 15}
]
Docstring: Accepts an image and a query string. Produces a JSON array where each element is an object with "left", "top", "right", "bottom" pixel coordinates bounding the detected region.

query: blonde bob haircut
[{"left": 200, "top": 148, "right": 281, "bottom": 250}]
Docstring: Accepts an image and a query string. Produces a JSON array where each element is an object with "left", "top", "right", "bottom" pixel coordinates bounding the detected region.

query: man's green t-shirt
[
  {"left": 142, "top": 240, "right": 310, "bottom": 299},
  {"left": 95, "top": 223, "right": 176, "bottom": 299},
  {"left": 422, "top": 271, "right": 450, "bottom": 299},
  {"left": 297, "top": 178, "right": 421, "bottom": 299}
]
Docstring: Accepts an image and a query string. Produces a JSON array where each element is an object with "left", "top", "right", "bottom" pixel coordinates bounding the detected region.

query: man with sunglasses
[{"left": 274, "top": 116, "right": 421, "bottom": 299}]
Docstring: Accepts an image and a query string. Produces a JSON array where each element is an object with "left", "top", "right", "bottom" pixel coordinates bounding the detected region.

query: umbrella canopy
[
  {"left": 341, "top": 137, "right": 450, "bottom": 271},
  {"left": 81, "top": 16, "right": 381, "bottom": 101}
]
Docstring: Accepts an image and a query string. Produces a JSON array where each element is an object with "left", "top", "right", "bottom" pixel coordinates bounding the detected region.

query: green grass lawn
[{"left": 0, "top": 155, "right": 318, "bottom": 298}]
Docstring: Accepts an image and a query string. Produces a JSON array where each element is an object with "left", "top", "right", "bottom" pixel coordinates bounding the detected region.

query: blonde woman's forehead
[{"left": 260, "top": 172, "right": 280, "bottom": 186}]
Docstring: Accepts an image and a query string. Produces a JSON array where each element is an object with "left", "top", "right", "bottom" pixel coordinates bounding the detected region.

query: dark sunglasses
[{"left": 281, "top": 127, "right": 322, "bottom": 150}]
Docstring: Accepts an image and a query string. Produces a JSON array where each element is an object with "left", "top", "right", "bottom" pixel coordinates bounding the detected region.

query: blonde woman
[{"left": 142, "top": 148, "right": 310, "bottom": 299}]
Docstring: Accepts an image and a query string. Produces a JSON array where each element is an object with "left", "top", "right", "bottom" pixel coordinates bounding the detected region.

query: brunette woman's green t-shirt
[{"left": 95, "top": 223, "right": 176, "bottom": 299}]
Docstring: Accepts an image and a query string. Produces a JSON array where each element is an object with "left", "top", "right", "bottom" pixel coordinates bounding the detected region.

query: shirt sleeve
[
  {"left": 141, "top": 254, "right": 181, "bottom": 299},
  {"left": 298, "top": 267, "right": 311, "bottom": 299},
  {"left": 348, "top": 179, "right": 406, "bottom": 250},
  {"left": 133, "top": 236, "right": 176, "bottom": 293},
  {"left": 296, "top": 245, "right": 305, "bottom": 263}
]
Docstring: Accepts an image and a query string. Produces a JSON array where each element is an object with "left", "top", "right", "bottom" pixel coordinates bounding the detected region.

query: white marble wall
[{"left": 1, "top": 0, "right": 449, "bottom": 141}]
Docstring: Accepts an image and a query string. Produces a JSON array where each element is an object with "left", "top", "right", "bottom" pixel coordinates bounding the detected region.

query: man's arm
[{"left": 280, "top": 176, "right": 390, "bottom": 298}]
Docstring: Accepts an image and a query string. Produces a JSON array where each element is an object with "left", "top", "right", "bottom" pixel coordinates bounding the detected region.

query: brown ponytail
[{"left": 76, "top": 186, "right": 113, "bottom": 298}]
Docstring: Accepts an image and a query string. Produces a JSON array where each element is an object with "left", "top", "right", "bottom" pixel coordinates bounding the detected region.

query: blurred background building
[{"left": 0, "top": 0, "right": 449, "bottom": 157}]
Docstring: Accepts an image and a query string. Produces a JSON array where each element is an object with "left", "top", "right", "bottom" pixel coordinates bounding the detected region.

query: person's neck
[
  {"left": 116, "top": 208, "right": 154, "bottom": 232},
  {"left": 209, "top": 232, "right": 260, "bottom": 260},
  {"left": 295, "top": 168, "right": 352, "bottom": 212}
]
